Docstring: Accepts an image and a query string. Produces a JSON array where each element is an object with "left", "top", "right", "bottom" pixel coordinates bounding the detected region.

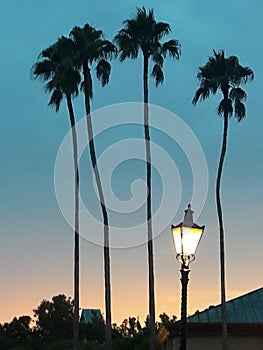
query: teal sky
[{"left": 0, "top": 0, "right": 262, "bottom": 324}]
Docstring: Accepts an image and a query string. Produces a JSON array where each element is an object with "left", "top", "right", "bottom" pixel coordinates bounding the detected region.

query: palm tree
[
  {"left": 32, "top": 37, "right": 81, "bottom": 350},
  {"left": 70, "top": 24, "right": 116, "bottom": 350},
  {"left": 114, "top": 8, "right": 180, "bottom": 349},
  {"left": 192, "top": 50, "right": 254, "bottom": 350}
]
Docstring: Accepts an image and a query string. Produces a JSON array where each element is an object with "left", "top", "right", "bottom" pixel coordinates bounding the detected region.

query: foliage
[
  {"left": 0, "top": 316, "right": 33, "bottom": 349},
  {"left": 0, "top": 295, "right": 176, "bottom": 350},
  {"left": 114, "top": 6, "right": 180, "bottom": 86},
  {"left": 70, "top": 23, "right": 117, "bottom": 97},
  {"left": 32, "top": 36, "right": 80, "bottom": 111},
  {"left": 192, "top": 50, "right": 254, "bottom": 121},
  {"left": 33, "top": 294, "right": 74, "bottom": 342},
  {"left": 80, "top": 313, "right": 105, "bottom": 344}
]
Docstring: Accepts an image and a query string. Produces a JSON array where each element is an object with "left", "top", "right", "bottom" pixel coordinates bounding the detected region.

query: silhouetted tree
[
  {"left": 34, "top": 294, "right": 74, "bottom": 342},
  {"left": 0, "top": 306, "right": 178, "bottom": 350},
  {"left": 32, "top": 37, "right": 81, "bottom": 349},
  {"left": 114, "top": 8, "right": 180, "bottom": 349},
  {"left": 70, "top": 23, "right": 116, "bottom": 350},
  {"left": 156, "top": 313, "right": 177, "bottom": 349},
  {"left": 0, "top": 316, "right": 32, "bottom": 348},
  {"left": 193, "top": 50, "right": 254, "bottom": 350}
]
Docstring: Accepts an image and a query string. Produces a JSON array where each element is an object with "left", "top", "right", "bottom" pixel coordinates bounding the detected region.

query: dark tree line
[{"left": 0, "top": 294, "right": 177, "bottom": 350}]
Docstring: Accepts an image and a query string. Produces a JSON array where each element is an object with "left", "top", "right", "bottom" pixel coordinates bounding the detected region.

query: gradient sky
[{"left": 0, "top": 0, "right": 262, "bottom": 326}]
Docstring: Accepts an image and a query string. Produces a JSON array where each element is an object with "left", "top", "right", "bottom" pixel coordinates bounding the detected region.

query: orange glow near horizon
[{"left": 1, "top": 281, "right": 261, "bottom": 327}]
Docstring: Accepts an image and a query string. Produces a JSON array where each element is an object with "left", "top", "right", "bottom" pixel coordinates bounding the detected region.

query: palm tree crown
[
  {"left": 193, "top": 50, "right": 254, "bottom": 121},
  {"left": 70, "top": 23, "right": 116, "bottom": 98},
  {"left": 114, "top": 7, "right": 181, "bottom": 85},
  {"left": 32, "top": 36, "right": 80, "bottom": 110}
]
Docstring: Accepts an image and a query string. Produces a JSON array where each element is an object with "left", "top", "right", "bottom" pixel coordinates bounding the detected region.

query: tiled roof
[{"left": 188, "top": 287, "right": 263, "bottom": 323}]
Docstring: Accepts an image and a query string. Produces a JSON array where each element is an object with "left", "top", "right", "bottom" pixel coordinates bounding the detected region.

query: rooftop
[
  {"left": 188, "top": 287, "right": 263, "bottom": 323},
  {"left": 80, "top": 309, "right": 102, "bottom": 324}
]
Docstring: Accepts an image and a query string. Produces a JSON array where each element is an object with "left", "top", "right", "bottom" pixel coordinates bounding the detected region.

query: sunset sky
[{"left": 0, "top": 0, "right": 262, "bottom": 326}]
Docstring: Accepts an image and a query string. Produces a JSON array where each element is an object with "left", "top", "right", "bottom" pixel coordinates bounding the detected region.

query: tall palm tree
[
  {"left": 192, "top": 50, "right": 254, "bottom": 350},
  {"left": 114, "top": 8, "right": 180, "bottom": 350},
  {"left": 32, "top": 37, "right": 81, "bottom": 350},
  {"left": 70, "top": 24, "right": 116, "bottom": 350}
]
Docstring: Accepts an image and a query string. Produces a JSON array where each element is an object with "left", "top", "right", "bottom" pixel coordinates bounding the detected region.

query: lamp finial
[{"left": 183, "top": 204, "right": 194, "bottom": 227}]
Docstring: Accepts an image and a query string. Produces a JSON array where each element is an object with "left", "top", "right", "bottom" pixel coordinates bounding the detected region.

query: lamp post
[{"left": 171, "top": 204, "right": 205, "bottom": 350}]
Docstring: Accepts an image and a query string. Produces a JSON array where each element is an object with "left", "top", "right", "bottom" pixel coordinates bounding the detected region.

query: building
[
  {"left": 167, "top": 287, "right": 263, "bottom": 350},
  {"left": 80, "top": 309, "right": 102, "bottom": 324}
]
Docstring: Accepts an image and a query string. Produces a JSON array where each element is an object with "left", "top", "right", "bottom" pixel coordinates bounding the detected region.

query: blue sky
[{"left": 0, "top": 0, "right": 262, "bottom": 324}]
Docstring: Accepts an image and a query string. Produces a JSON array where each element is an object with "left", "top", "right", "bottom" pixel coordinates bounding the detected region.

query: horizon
[{"left": 3, "top": 285, "right": 262, "bottom": 326}]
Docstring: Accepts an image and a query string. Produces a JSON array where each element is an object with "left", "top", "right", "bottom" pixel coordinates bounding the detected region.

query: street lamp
[{"left": 171, "top": 204, "right": 205, "bottom": 350}]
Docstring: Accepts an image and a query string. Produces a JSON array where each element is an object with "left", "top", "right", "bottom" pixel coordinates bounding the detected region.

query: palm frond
[
  {"left": 243, "top": 67, "right": 254, "bottom": 81},
  {"left": 96, "top": 59, "right": 111, "bottom": 86},
  {"left": 234, "top": 101, "right": 246, "bottom": 122},
  {"left": 40, "top": 45, "right": 55, "bottom": 59},
  {"left": 114, "top": 30, "right": 139, "bottom": 61},
  {"left": 48, "top": 88, "right": 63, "bottom": 112},
  {"left": 31, "top": 60, "right": 54, "bottom": 80},
  {"left": 100, "top": 41, "right": 117, "bottom": 59},
  {"left": 154, "top": 22, "right": 171, "bottom": 39},
  {"left": 161, "top": 40, "right": 181, "bottom": 59},
  {"left": 192, "top": 87, "right": 210, "bottom": 104},
  {"left": 217, "top": 98, "right": 233, "bottom": 117},
  {"left": 151, "top": 47, "right": 164, "bottom": 66},
  {"left": 234, "top": 66, "right": 254, "bottom": 84},
  {"left": 228, "top": 87, "right": 247, "bottom": 121},
  {"left": 209, "top": 78, "right": 221, "bottom": 94},
  {"left": 45, "top": 79, "right": 56, "bottom": 93},
  {"left": 229, "top": 87, "right": 246, "bottom": 102},
  {"left": 136, "top": 6, "right": 148, "bottom": 18},
  {"left": 151, "top": 64, "right": 164, "bottom": 86}
]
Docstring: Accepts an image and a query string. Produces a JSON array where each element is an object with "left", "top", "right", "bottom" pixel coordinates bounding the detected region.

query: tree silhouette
[
  {"left": 115, "top": 7, "right": 180, "bottom": 349},
  {"left": 193, "top": 50, "right": 254, "bottom": 350},
  {"left": 34, "top": 294, "right": 74, "bottom": 341},
  {"left": 70, "top": 23, "right": 116, "bottom": 350},
  {"left": 32, "top": 37, "right": 81, "bottom": 349}
]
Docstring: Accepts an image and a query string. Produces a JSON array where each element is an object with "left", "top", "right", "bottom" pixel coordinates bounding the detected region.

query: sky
[{"left": 0, "top": 0, "right": 262, "bottom": 326}]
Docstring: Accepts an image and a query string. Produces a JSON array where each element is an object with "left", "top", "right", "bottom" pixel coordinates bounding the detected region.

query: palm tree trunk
[
  {"left": 82, "top": 62, "right": 112, "bottom": 350},
  {"left": 216, "top": 111, "right": 228, "bottom": 350},
  {"left": 143, "top": 54, "right": 156, "bottom": 350},
  {"left": 66, "top": 94, "right": 80, "bottom": 350}
]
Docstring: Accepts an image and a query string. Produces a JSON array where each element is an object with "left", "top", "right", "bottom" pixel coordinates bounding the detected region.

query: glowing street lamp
[{"left": 171, "top": 204, "right": 205, "bottom": 350}]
